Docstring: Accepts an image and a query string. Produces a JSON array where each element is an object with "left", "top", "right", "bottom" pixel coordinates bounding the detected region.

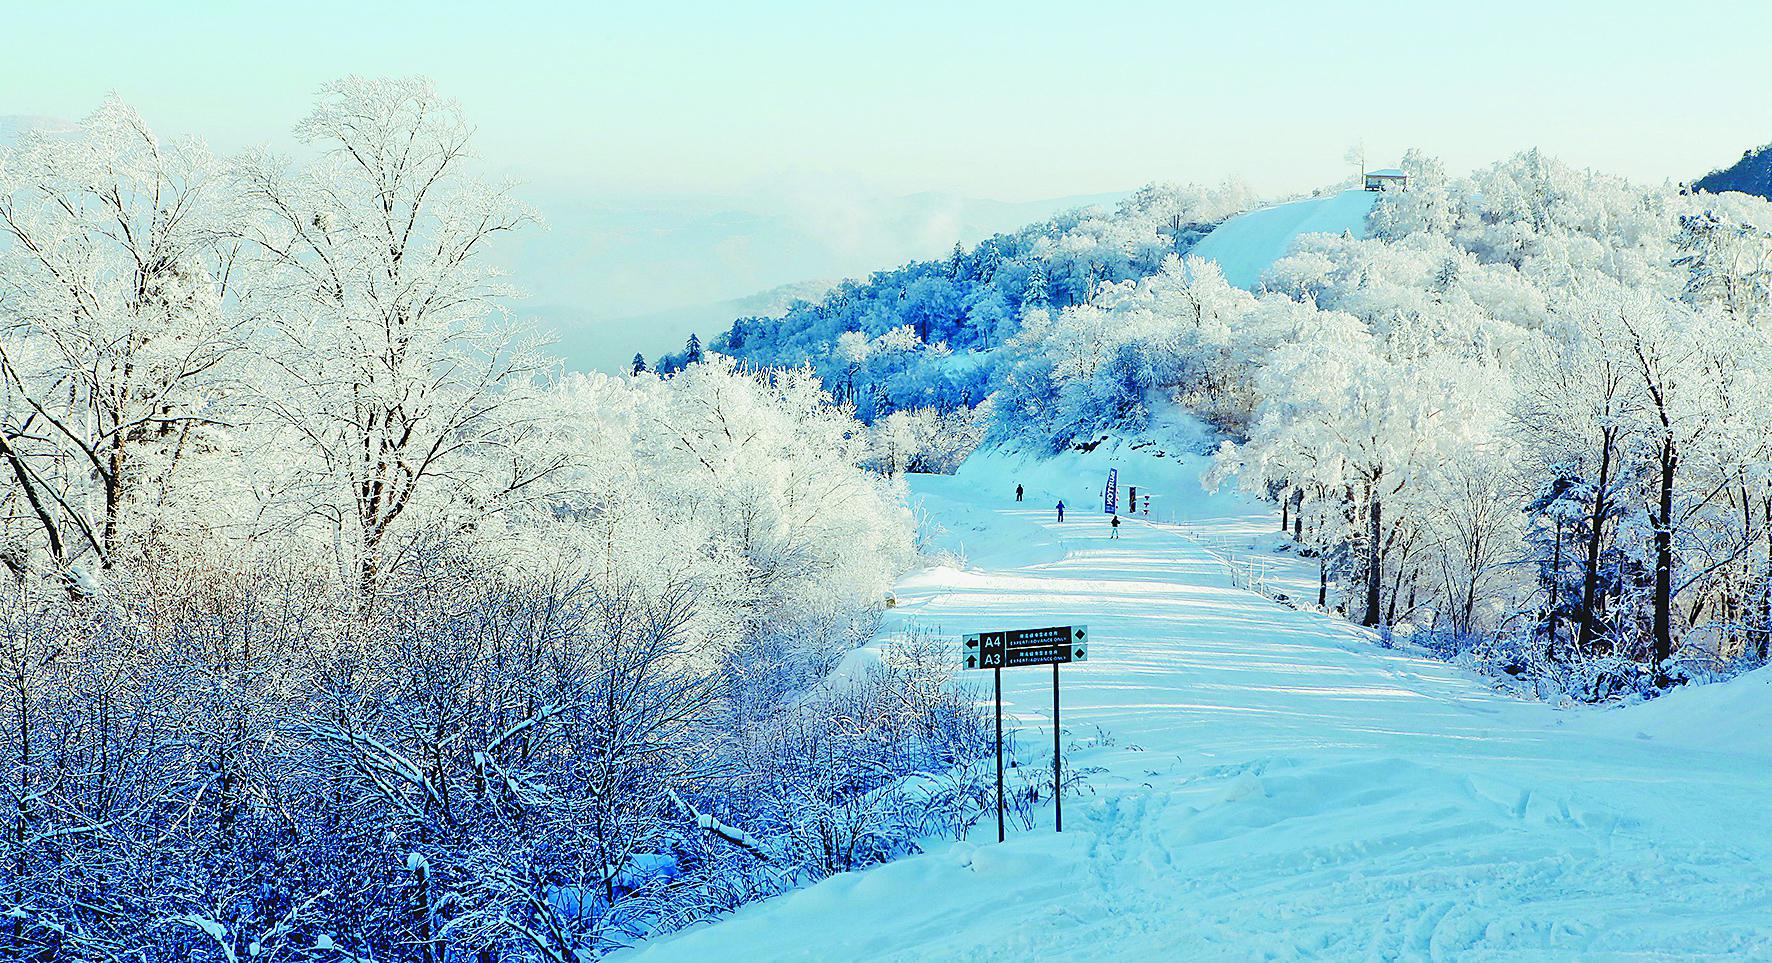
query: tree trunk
[
  {"left": 1363, "top": 488, "right": 1383, "bottom": 627},
  {"left": 1577, "top": 428, "right": 1616, "bottom": 653},
  {"left": 1762, "top": 497, "right": 1772, "bottom": 662},
  {"left": 358, "top": 533, "right": 383, "bottom": 597},
  {"left": 102, "top": 431, "right": 127, "bottom": 560},
  {"left": 1651, "top": 441, "right": 1677, "bottom": 667},
  {"left": 1546, "top": 521, "right": 1563, "bottom": 660},
  {"left": 1318, "top": 554, "right": 1328, "bottom": 609},
  {"left": 1386, "top": 538, "right": 1406, "bottom": 626}
]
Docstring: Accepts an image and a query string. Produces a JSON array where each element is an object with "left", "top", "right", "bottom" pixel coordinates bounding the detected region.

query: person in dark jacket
[
  {"left": 1110, "top": 514, "right": 1122, "bottom": 538},
  {"left": 1015, "top": 484, "right": 1023, "bottom": 502},
  {"left": 1056, "top": 500, "right": 1065, "bottom": 522}
]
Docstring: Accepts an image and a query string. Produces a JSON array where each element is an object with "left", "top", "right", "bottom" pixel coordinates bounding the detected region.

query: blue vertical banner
[{"left": 1105, "top": 468, "right": 1118, "bottom": 514}]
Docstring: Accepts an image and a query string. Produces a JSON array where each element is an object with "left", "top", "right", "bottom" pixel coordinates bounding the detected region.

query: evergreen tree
[
  {"left": 1022, "top": 263, "right": 1049, "bottom": 313},
  {"left": 1432, "top": 255, "right": 1461, "bottom": 293},
  {"left": 685, "top": 332, "right": 704, "bottom": 365},
  {"left": 631, "top": 352, "right": 648, "bottom": 375},
  {"left": 1523, "top": 469, "right": 1592, "bottom": 661}
]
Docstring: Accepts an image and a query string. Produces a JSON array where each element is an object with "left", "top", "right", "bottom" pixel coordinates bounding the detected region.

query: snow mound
[
  {"left": 1189, "top": 189, "right": 1377, "bottom": 289},
  {"left": 1573, "top": 664, "right": 1772, "bottom": 760}
]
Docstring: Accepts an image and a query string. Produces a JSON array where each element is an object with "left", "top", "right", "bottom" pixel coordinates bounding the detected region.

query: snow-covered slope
[
  {"left": 1188, "top": 189, "right": 1377, "bottom": 289},
  {"left": 621, "top": 440, "right": 1772, "bottom": 961}
]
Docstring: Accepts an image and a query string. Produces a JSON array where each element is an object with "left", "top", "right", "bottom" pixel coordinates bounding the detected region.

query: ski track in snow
[
  {"left": 1185, "top": 189, "right": 1377, "bottom": 290},
  {"left": 623, "top": 470, "right": 1772, "bottom": 962}
]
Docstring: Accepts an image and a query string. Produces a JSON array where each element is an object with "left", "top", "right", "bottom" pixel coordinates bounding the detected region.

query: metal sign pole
[
  {"left": 1053, "top": 662, "right": 1062, "bottom": 832},
  {"left": 960, "top": 624, "right": 1088, "bottom": 843},
  {"left": 994, "top": 665, "right": 1005, "bottom": 844}
]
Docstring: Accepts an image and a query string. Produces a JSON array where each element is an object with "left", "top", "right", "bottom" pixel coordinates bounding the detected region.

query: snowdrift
[{"left": 1576, "top": 663, "right": 1772, "bottom": 759}]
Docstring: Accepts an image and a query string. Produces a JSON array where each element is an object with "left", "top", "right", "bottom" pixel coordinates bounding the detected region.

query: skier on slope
[
  {"left": 1016, "top": 484, "right": 1024, "bottom": 502},
  {"left": 1110, "top": 514, "right": 1122, "bottom": 539},
  {"left": 1056, "top": 500, "right": 1066, "bottom": 522}
]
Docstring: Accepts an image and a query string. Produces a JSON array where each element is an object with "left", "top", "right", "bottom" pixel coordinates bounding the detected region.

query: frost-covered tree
[
  {"left": 867, "top": 404, "right": 988, "bottom": 478},
  {"left": 0, "top": 97, "right": 245, "bottom": 580},
  {"left": 1227, "top": 312, "right": 1500, "bottom": 627},
  {"left": 233, "top": 77, "right": 545, "bottom": 590},
  {"left": 1672, "top": 206, "right": 1772, "bottom": 320}
]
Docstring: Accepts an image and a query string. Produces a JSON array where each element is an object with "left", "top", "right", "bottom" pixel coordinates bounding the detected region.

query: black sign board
[
  {"left": 1003, "top": 642, "right": 1083, "bottom": 667},
  {"left": 962, "top": 625, "right": 1087, "bottom": 670}
]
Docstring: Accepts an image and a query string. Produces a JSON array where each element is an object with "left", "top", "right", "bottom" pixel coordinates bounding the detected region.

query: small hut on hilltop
[{"left": 1364, "top": 168, "right": 1409, "bottom": 191}]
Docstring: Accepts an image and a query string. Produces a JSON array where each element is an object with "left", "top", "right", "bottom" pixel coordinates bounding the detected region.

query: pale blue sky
[
  {"left": 8, "top": 0, "right": 1771, "bottom": 198},
  {"left": 6, "top": 0, "right": 1772, "bottom": 365}
]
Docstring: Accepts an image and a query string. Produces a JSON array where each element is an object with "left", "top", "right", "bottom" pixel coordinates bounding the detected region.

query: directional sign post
[
  {"left": 961, "top": 631, "right": 1007, "bottom": 670},
  {"left": 961, "top": 624, "right": 1089, "bottom": 841}
]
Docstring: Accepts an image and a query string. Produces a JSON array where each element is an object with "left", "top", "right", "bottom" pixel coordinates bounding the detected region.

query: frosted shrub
[
  {"left": 731, "top": 631, "right": 993, "bottom": 880},
  {"left": 0, "top": 548, "right": 954, "bottom": 959}
]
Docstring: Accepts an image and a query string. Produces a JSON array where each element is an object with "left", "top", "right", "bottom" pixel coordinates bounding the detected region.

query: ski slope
[
  {"left": 622, "top": 444, "right": 1772, "bottom": 961},
  {"left": 1188, "top": 189, "right": 1378, "bottom": 289}
]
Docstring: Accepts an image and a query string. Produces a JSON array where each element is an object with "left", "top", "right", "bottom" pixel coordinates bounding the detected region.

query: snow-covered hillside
[
  {"left": 1187, "top": 188, "right": 1377, "bottom": 288},
  {"left": 621, "top": 441, "right": 1772, "bottom": 961}
]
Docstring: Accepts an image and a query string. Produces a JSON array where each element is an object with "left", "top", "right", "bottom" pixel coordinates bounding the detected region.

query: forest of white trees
[
  {"left": 715, "top": 149, "right": 1772, "bottom": 703},
  {"left": 1189, "top": 153, "right": 1772, "bottom": 700},
  {"left": 0, "top": 81, "right": 996, "bottom": 958}
]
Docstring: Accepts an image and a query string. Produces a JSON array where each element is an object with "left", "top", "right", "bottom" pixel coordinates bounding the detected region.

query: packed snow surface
[
  {"left": 1188, "top": 189, "right": 1378, "bottom": 289},
  {"left": 623, "top": 441, "right": 1772, "bottom": 961}
]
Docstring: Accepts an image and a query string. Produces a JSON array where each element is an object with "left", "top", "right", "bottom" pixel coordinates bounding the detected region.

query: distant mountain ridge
[
  {"left": 0, "top": 114, "right": 77, "bottom": 146},
  {"left": 1693, "top": 142, "right": 1772, "bottom": 199},
  {"left": 535, "top": 279, "right": 836, "bottom": 373},
  {"left": 504, "top": 186, "right": 1132, "bottom": 373}
]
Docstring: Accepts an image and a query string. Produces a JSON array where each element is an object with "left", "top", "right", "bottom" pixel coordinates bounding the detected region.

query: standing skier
[
  {"left": 1056, "top": 500, "right": 1066, "bottom": 523},
  {"left": 1016, "top": 484, "right": 1024, "bottom": 502},
  {"left": 1110, "top": 514, "right": 1122, "bottom": 539}
]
